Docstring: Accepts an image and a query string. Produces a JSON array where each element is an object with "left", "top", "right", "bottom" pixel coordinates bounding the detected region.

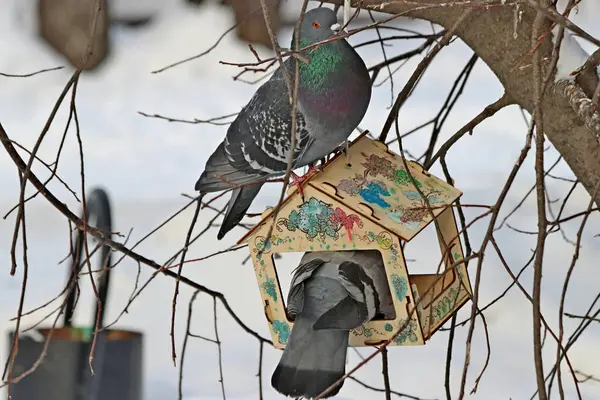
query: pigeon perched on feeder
[
  {"left": 195, "top": 7, "right": 371, "bottom": 240},
  {"left": 271, "top": 250, "right": 394, "bottom": 399}
]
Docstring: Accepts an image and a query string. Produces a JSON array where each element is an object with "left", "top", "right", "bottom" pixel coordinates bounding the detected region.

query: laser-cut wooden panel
[{"left": 240, "top": 134, "right": 472, "bottom": 349}]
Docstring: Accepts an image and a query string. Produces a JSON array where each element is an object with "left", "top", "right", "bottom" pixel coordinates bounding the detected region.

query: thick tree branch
[{"left": 324, "top": 0, "right": 600, "bottom": 205}]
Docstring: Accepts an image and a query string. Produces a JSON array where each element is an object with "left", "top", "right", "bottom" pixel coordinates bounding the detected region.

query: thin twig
[
  {"left": 426, "top": 92, "right": 514, "bottom": 169},
  {"left": 179, "top": 290, "right": 200, "bottom": 400},
  {"left": 531, "top": 8, "right": 549, "bottom": 400},
  {"left": 458, "top": 117, "right": 534, "bottom": 400},
  {"left": 0, "top": 66, "right": 64, "bottom": 77},
  {"left": 0, "top": 122, "right": 272, "bottom": 346},
  {"left": 378, "top": 12, "right": 469, "bottom": 142},
  {"left": 258, "top": 0, "right": 310, "bottom": 251},
  {"left": 381, "top": 347, "right": 392, "bottom": 400},
  {"left": 257, "top": 341, "right": 264, "bottom": 400},
  {"left": 348, "top": 376, "right": 436, "bottom": 400},
  {"left": 213, "top": 298, "right": 226, "bottom": 400},
  {"left": 554, "top": 186, "right": 597, "bottom": 398},
  {"left": 137, "top": 111, "right": 237, "bottom": 126}
]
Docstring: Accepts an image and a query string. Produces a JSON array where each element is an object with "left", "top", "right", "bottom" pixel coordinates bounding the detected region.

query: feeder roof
[{"left": 239, "top": 133, "right": 462, "bottom": 244}]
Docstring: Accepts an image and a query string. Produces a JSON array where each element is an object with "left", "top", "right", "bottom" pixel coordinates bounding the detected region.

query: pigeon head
[{"left": 295, "top": 7, "right": 339, "bottom": 45}]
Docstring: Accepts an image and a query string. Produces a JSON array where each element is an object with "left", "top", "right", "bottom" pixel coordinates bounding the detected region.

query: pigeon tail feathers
[
  {"left": 217, "top": 182, "right": 263, "bottom": 240},
  {"left": 195, "top": 143, "right": 266, "bottom": 240},
  {"left": 271, "top": 314, "right": 348, "bottom": 399}
]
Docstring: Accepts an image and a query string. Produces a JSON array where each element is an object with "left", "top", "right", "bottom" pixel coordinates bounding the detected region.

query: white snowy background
[{"left": 1, "top": 0, "right": 600, "bottom": 399}]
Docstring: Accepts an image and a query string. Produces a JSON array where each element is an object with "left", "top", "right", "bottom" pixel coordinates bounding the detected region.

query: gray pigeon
[
  {"left": 195, "top": 7, "right": 372, "bottom": 240},
  {"left": 271, "top": 250, "right": 394, "bottom": 399}
]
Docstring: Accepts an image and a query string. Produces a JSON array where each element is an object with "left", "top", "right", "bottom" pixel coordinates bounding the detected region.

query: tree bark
[{"left": 324, "top": 0, "right": 600, "bottom": 205}]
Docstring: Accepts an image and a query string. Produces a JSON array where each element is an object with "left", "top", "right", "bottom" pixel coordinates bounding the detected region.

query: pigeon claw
[
  {"left": 289, "top": 165, "right": 322, "bottom": 201},
  {"left": 289, "top": 172, "right": 307, "bottom": 200},
  {"left": 305, "top": 164, "right": 323, "bottom": 177}
]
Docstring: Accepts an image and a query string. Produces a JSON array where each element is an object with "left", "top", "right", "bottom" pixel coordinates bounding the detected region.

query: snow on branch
[{"left": 556, "top": 80, "right": 600, "bottom": 141}]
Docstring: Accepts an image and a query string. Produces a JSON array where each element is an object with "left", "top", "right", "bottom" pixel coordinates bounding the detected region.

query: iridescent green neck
[{"left": 297, "top": 39, "right": 343, "bottom": 90}]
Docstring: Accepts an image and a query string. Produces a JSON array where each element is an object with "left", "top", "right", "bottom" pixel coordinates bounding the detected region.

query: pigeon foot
[{"left": 289, "top": 165, "right": 323, "bottom": 200}]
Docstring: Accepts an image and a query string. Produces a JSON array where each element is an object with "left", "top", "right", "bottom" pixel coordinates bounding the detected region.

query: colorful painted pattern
[
  {"left": 434, "top": 287, "right": 460, "bottom": 320},
  {"left": 261, "top": 276, "right": 277, "bottom": 302},
  {"left": 337, "top": 153, "right": 453, "bottom": 231},
  {"left": 353, "top": 230, "right": 401, "bottom": 264},
  {"left": 276, "top": 197, "right": 363, "bottom": 241},
  {"left": 272, "top": 320, "right": 290, "bottom": 344},
  {"left": 351, "top": 324, "right": 386, "bottom": 339},
  {"left": 394, "top": 319, "right": 419, "bottom": 345},
  {"left": 390, "top": 274, "right": 408, "bottom": 302},
  {"left": 410, "top": 277, "right": 469, "bottom": 337},
  {"left": 253, "top": 234, "right": 293, "bottom": 260}
]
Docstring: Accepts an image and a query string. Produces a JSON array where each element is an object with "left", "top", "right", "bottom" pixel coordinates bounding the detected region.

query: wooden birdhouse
[{"left": 238, "top": 132, "right": 472, "bottom": 349}]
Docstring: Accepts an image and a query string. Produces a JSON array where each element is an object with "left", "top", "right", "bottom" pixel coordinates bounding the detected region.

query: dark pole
[{"left": 63, "top": 188, "right": 113, "bottom": 330}]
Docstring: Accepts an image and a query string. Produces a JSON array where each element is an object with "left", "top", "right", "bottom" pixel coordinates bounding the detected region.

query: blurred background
[{"left": 1, "top": 0, "right": 600, "bottom": 399}]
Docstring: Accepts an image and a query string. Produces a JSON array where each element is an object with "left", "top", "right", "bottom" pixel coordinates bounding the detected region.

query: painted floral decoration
[
  {"left": 337, "top": 153, "right": 451, "bottom": 231},
  {"left": 253, "top": 234, "right": 292, "bottom": 260},
  {"left": 272, "top": 320, "right": 290, "bottom": 344},
  {"left": 391, "top": 274, "right": 408, "bottom": 301},
  {"left": 395, "top": 319, "right": 419, "bottom": 345},
  {"left": 261, "top": 276, "right": 277, "bottom": 302},
  {"left": 434, "top": 287, "right": 460, "bottom": 320},
  {"left": 277, "top": 197, "right": 362, "bottom": 241}
]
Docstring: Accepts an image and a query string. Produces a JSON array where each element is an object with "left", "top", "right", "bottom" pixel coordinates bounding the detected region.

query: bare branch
[
  {"left": 0, "top": 66, "right": 64, "bottom": 77},
  {"left": 137, "top": 111, "right": 238, "bottom": 126}
]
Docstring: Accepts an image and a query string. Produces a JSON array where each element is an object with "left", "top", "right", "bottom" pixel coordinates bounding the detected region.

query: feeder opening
[
  {"left": 270, "top": 250, "right": 397, "bottom": 323},
  {"left": 401, "top": 221, "right": 444, "bottom": 275}
]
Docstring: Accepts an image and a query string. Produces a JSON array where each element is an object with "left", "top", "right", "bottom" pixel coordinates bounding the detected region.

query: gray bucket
[{"left": 5, "top": 188, "right": 144, "bottom": 400}]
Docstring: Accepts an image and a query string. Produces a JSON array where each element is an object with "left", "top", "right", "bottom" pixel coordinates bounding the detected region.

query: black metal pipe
[
  {"left": 8, "top": 187, "right": 143, "bottom": 400},
  {"left": 63, "top": 188, "right": 112, "bottom": 330}
]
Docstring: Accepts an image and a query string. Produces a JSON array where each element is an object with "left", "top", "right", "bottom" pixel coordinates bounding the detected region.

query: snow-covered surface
[
  {"left": 554, "top": 0, "right": 600, "bottom": 81},
  {"left": 1, "top": 0, "right": 600, "bottom": 399}
]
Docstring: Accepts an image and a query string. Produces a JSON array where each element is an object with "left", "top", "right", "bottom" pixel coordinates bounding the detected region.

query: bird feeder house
[{"left": 238, "top": 132, "right": 472, "bottom": 349}]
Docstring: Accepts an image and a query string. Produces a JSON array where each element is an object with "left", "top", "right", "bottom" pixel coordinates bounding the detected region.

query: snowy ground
[{"left": 1, "top": 0, "right": 600, "bottom": 399}]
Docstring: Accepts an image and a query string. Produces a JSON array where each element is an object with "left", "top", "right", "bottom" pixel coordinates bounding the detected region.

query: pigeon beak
[{"left": 330, "top": 23, "right": 342, "bottom": 33}]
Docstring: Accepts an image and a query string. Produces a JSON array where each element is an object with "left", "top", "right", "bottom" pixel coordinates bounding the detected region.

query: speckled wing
[
  {"left": 224, "top": 67, "right": 313, "bottom": 176},
  {"left": 286, "top": 257, "right": 326, "bottom": 320}
]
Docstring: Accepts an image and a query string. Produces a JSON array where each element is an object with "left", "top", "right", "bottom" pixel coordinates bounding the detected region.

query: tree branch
[
  {"left": 0, "top": 122, "right": 272, "bottom": 346},
  {"left": 322, "top": 0, "right": 600, "bottom": 205}
]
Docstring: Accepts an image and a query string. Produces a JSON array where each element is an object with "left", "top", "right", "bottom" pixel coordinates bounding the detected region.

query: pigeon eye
[{"left": 312, "top": 21, "right": 320, "bottom": 28}]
